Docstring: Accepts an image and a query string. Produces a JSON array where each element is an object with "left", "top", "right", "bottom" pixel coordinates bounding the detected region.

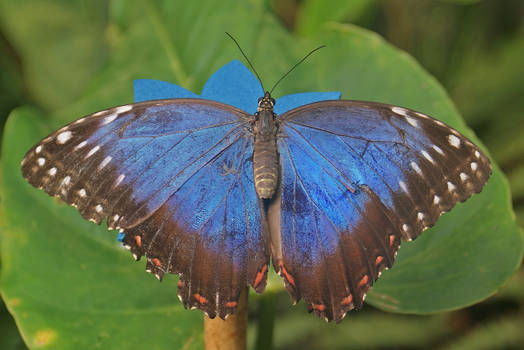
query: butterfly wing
[
  {"left": 273, "top": 100, "right": 491, "bottom": 322},
  {"left": 21, "top": 99, "right": 269, "bottom": 319}
]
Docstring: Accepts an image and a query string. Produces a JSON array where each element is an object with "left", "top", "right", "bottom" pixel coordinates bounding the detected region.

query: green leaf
[
  {"left": 0, "top": 0, "right": 109, "bottom": 111},
  {"left": 295, "top": 0, "right": 376, "bottom": 36},
  {"left": 272, "top": 307, "right": 451, "bottom": 349},
  {"left": 0, "top": 299, "right": 28, "bottom": 350},
  {"left": 0, "top": 35, "right": 26, "bottom": 132},
  {"left": 449, "top": 27, "right": 524, "bottom": 129},
  {"left": 1, "top": 1, "right": 522, "bottom": 348},
  {"left": 440, "top": 0, "right": 483, "bottom": 4}
]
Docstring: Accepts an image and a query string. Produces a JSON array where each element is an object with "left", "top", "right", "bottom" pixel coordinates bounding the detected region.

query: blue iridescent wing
[
  {"left": 273, "top": 100, "right": 491, "bottom": 322},
  {"left": 21, "top": 99, "right": 269, "bottom": 319}
]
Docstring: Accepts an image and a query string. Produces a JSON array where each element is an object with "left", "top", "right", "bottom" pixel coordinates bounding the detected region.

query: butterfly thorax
[{"left": 253, "top": 92, "right": 279, "bottom": 199}]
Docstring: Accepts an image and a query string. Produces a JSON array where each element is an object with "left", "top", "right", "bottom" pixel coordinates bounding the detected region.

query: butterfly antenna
[
  {"left": 269, "top": 45, "right": 326, "bottom": 94},
  {"left": 226, "top": 32, "right": 265, "bottom": 91}
]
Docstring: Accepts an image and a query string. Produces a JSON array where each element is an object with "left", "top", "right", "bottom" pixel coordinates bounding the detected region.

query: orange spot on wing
[
  {"left": 278, "top": 261, "right": 296, "bottom": 288},
  {"left": 134, "top": 235, "right": 142, "bottom": 247},
  {"left": 375, "top": 256, "right": 384, "bottom": 265},
  {"left": 389, "top": 234, "right": 396, "bottom": 247},
  {"left": 152, "top": 258, "right": 162, "bottom": 267},
  {"left": 225, "top": 301, "right": 237, "bottom": 308},
  {"left": 358, "top": 275, "right": 369, "bottom": 287},
  {"left": 177, "top": 280, "right": 184, "bottom": 288},
  {"left": 253, "top": 264, "right": 268, "bottom": 288},
  {"left": 341, "top": 294, "right": 353, "bottom": 306},
  {"left": 312, "top": 303, "right": 326, "bottom": 311},
  {"left": 193, "top": 293, "right": 208, "bottom": 305}
]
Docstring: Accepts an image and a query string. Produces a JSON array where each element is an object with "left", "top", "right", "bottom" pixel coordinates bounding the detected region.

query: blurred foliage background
[{"left": 0, "top": 0, "right": 523, "bottom": 349}]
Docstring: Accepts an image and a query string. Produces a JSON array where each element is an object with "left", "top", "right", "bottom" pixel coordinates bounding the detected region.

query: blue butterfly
[{"left": 21, "top": 60, "right": 491, "bottom": 322}]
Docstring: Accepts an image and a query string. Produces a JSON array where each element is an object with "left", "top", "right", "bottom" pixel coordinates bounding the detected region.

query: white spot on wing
[
  {"left": 99, "top": 156, "right": 112, "bottom": 169},
  {"left": 48, "top": 167, "right": 57, "bottom": 176},
  {"left": 57, "top": 131, "right": 73, "bottom": 144},
  {"left": 398, "top": 180, "right": 408, "bottom": 192},
  {"left": 471, "top": 162, "right": 478, "bottom": 171},
  {"left": 74, "top": 141, "right": 87, "bottom": 150},
  {"left": 391, "top": 106, "right": 408, "bottom": 117},
  {"left": 115, "top": 174, "right": 125, "bottom": 186},
  {"left": 417, "top": 212, "right": 425, "bottom": 221},
  {"left": 102, "top": 113, "right": 117, "bottom": 125},
  {"left": 95, "top": 204, "right": 103, "bottom": 213},
  {"left": 447, "top": 181, "right": 456, "bottom": 192},
  {"left": 410, "top": 161, "right": 422, "bottom": 175},
  {"left": 405, "top": 116, "right": 419, "bottom": 128},
  {"left": 35, "top": 145, "right": 42, "bottom": 154},
  {"left": 113, "top": 214, "right": 120, "bottom": 221},
  {"left": 475, "top": 150, "right": 480, "bottom": 159},
  {"left": 78, "top": 188, "right": 86, "bottom": 197},
  {"left": 433, "top": 195, "right": 440, "bottom": 205},
  {"left": 402, "top": 224, "right": 409, "bottom": 232},
  {"left": 37, "top": 157, "right": 46, "bottom": 166},
  {"left": 61, "top": 176, "right": 71, "bottom": 186},
  {"left": 448, "top": 134, "right": 461, "bottom": 148},
  {"left": 391, "top": 107, "right": 419, "bottom": 128},
  {"left": 432, "top": 144, "right": 444, "bottom": 155},
  {"left": 85, "top": 145, "right": 100, "bottom": 159},
  {"left": 115, "top": 105, "right": 132, "bottom": 114},
  {"left": 421, "top": 150, "right": 435, "bottom": 164},
  {"left": 460, "top": 172, "right": 469, "bottom": 182}
]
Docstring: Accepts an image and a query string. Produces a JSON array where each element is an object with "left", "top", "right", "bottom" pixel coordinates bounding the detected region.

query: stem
[
  {"left": 254, "top": 291, "right": 277, "bottom": 350},
  {"left": 204, "top": 287, "right": 248, "bottom": 350}
]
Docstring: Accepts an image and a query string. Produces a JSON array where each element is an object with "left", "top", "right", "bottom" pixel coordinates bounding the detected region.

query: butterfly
[{"left": 20, "top": 60, "right": 491, "bottom": 322}]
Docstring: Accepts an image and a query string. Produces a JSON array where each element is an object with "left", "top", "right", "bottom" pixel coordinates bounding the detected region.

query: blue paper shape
[
  {"left": 134, "top": 79, "right": 199, "bottom": 102},
  {"left": 133, "top": 60, "right": 340, "bottom": 113},
  {"left": 201, "top": 60, "right": 264, "bottom": 114}
]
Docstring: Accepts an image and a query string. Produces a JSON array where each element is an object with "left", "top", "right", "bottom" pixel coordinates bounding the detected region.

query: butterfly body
[
  {"left": 253, "top": 91, "right": 279, "bottom": 199},
  {"left": 21, "top": 66, "right": 491, "bottom": 322}
]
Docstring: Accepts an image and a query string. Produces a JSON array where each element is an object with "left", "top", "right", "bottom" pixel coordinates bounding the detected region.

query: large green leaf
[
  {"left": 1, "top": 1, "right": 522, "bottom": 349},
  {"left": 294, "top": 0, "right": 376, "bottom": 36},
  {"left": 0, "top": 0, "right": 109, "bottom": 111},
  {"left": 0, "top": 300, "right": 27, "bottom": 350}
]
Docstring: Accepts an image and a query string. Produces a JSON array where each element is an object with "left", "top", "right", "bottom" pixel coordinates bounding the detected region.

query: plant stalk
[{"left": 204, "top": 287, "right": 248, "bottom": 350}]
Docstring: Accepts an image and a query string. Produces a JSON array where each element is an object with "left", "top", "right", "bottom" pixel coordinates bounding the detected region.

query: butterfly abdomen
[
  {"left": 253, "top": 106, "right": 279, "bottom": 199},
  {"left": 253, "top": 136, "right": 279, "bottom": 199}
]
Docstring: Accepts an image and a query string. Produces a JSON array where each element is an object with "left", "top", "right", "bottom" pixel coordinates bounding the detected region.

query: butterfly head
[
  {"left": 257, "top": 91, "right": 275, "bottom": 112},
  {"left": 254, "top": 92, "right": 278, "bottom": 139}
]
